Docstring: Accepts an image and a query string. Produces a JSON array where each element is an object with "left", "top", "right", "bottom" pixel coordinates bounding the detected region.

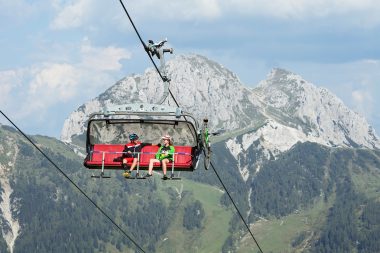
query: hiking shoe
[
  {"left": 144, "top": 173, "right": 152, "bottom": 178},
  {"left": 123, "top": 171, "right": 131, "bottom": 178},
  {"left": 162, "top": 175, "right": 168, "bottom": 180}
]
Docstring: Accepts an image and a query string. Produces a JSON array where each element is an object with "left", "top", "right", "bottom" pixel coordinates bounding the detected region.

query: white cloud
[
  {"left": 0, "top": 70, "right": 24, "bottom": 108},
  {"left": 50, "top": 0, "right": 91, "bottom": 29},
  {"left": 46, "top": 0, "right": 380, "bottom": 31},
  {"left": 80, "top": 38, "right": 131, "bottom": 71},
  {"left": 352, "top": 89, "right": 371, "bottom": 105},
  {"left": 221, "top": 0, "right": 380, "bottom": 20},
  {"left": 362, "top": 59, "right": 380, "bottom": 65},
  {"left": 49, "top": 0, "right": 222, "bottom": 30},
  {"left": 117, "top": 0, "right": 380, "bottom": 24},
  {"left": 0, "top": 69, "right": 32, "bottom": 123},
  {"left": 2, "top": 38, "right": 131, "bottom": 121},
  {"left": 126, "top": 0, "right": 221, "bottom": 21},
  {"left": 29, "top": 63, "right": 79, "bottom": 101},
  {"left": 178, "top": 0, "right": 221, "bottom": 20},
  {"left": 351, "top": 87, "right": 373, "bottom": 123}
]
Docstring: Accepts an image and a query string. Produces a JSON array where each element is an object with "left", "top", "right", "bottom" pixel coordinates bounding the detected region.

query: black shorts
[{"left": 124, "top": 153, "right": 138, "bottom": 159}]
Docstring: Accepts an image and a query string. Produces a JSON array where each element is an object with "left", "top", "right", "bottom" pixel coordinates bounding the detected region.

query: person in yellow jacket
[{"left": 144, "top": 135, "right": 175, "bottom": 180}]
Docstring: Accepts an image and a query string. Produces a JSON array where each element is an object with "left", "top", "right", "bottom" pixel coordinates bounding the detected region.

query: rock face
[
  {"left": 253, "top": 69, "right": 379, "bottom": 149},
  {"left": 61, "top": 54, "right": 379, "bottom": 152},
  {"left": 0, "top": 132, "right": 20, "bottom": 253}
]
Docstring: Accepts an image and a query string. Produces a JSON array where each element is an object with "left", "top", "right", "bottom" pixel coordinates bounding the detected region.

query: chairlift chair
[{"left": 83, "top": 103, "right": 211, "bottom": 179}]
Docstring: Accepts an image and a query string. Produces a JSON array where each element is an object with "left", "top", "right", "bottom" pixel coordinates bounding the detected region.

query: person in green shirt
[{"left": 145, "top": 134, "right": 175, "bottom": 180}]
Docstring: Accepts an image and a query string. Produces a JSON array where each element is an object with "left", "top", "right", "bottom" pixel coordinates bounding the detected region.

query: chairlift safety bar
[{"left": 91, "top": 150, "right": 192, "bottom": 176}]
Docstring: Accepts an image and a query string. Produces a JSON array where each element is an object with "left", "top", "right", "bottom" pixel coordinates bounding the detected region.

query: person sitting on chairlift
[
  {"left": 122, "top": 133, "right": 141, "bottom": 178},
  {"left": 144, "top": 134, "right": 175, "bottom": 180}
]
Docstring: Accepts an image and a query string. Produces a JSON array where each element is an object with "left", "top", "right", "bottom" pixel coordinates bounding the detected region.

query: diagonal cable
[
  {"left": 0, "top": 110, "right": 146, "bottom": 253},
  {"left": 210, "top": 161, "right": 264, "bottom": 253}
]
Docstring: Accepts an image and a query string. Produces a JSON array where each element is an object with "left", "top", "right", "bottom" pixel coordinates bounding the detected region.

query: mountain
[
  {"left": 2, "top": 54, "right": 380, "bottom": 252},
  {"left": 61, "top": 55, "right": 379, "bottom": 154},
  {"left": 253, "top": 69, "right": 379, "bottom": 149}
]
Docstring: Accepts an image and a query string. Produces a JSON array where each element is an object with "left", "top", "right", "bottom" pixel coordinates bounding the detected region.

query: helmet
[{"left": 129, "top": 133, "right": 139, "bottom": 141}]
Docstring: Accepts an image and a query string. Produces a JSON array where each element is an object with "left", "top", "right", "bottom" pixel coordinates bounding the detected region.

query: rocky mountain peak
[
  {"left": 255, "top": 68, "right": 314, "bottom": 110},
  {"left": 61, "top": 54, "right": 379, "bottom": 150},
  {"left": 252, "top": 67, "right": 379, "bottom": 148},
  {"left": 60, "top": 54, "right": 263, "bottom": 143}
]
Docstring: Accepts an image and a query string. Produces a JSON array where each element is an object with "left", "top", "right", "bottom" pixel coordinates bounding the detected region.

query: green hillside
[
  {"left": 0, "top": 125, "right": 236, "bottom": 253},
  {"left": 238, "top": 196, "right": 333, "bottom": 253},
  {"left": 1, "top": 125, "right": 380, "bottom": 253},
  {"left": 238, "top": 143, "right": 380, "bottom": 253}
]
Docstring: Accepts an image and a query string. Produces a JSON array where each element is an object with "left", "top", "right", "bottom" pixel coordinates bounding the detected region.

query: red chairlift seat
[{"left": 84, "top": 144, "right": 194, "bottom": 171}]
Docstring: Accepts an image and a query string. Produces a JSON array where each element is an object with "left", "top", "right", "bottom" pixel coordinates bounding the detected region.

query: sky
[{"left": 1, "top": 0, "right": 380, "bottom": 139}]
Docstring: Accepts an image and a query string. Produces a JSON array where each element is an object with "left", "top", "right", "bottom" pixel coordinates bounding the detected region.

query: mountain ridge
[
  {"left": 61, "top": 54, "right": 379, "bottom": 154},
  {"left": 254, "top": 68, "right": 379, "bottom": 148}
]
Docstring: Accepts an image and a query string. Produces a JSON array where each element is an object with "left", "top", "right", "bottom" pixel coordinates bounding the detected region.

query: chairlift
[
  {"left": 83, "top": 39, "right": 211, "bottom": 179},
  {"left": 83, "top": 103, "right": 211, "bottom": 179}
]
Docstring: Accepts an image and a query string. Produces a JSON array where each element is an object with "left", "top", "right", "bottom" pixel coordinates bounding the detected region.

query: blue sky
[{"left": 1, "top": 0, "right": 380, "bottom": 139}]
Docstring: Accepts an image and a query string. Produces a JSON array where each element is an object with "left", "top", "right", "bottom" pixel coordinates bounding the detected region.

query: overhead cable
[
  {"left": 210, "top": 161, "right": 264, "bottom": 253},
  {"left": 0, "top": 110, "right": 146, "bottom": 253}
]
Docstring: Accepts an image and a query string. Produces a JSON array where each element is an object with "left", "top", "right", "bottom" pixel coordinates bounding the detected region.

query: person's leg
[
  {"left": 122, "top": 158, "right": 131, "bottom": 178},
  {"left": 122, "top": 158, "right": 128, "bottom": 169},
  {"left": 161, "top": 159, "right": 168, "bottom": 175},
  {"left": 130, "top": 158, "right": 138, "bottom": 171},
  {"left": 147, "top": 158, "right": 160, "bottom": 176}
]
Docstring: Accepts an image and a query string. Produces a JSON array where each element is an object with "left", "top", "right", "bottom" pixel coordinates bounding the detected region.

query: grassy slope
[
  {"left": 33, "top": 135, "right": 82, "bottom": 160},
  {"left": 91, "top": 177, "right": 233, "bottom": 253},
  {"left": 156, "top": 179, "right": 233, "bottom": 253},
  {"left": 350, "top": 150, "right": 380, "bottom": 200},
  {"left": 237, "top": 196, "right": 333, "bottom": 253}
]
